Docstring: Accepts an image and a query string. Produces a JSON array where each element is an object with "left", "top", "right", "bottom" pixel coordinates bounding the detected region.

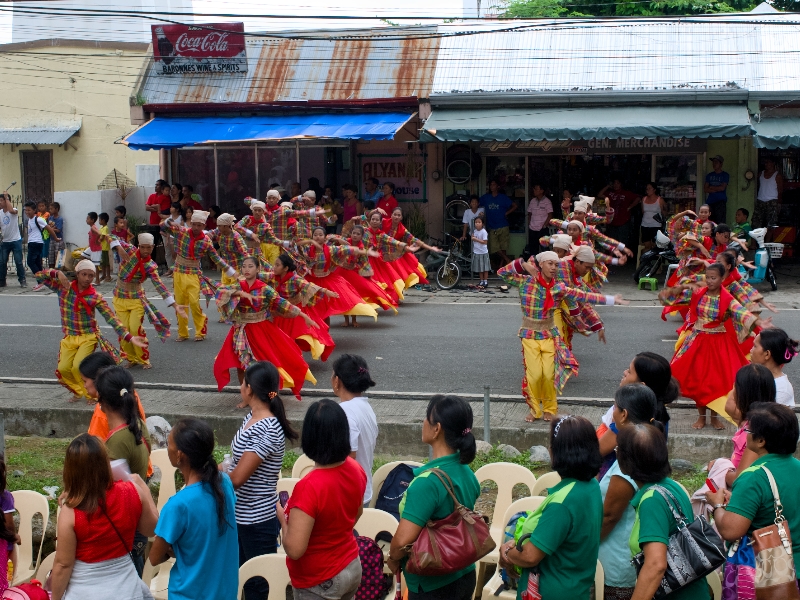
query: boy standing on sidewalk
[
  {"left": 86, "top": 212, "right": 103, "bottom": 280},
  {"left": 98, "top": 212, "right": 112, "bottom": 283},
  {"left": 26, "top": 202, "right": 59, "bottom": 292}
]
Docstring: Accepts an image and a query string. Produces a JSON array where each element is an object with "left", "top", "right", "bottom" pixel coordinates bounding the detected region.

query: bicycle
[{"left": 425, "top": 234, "right": 471, "bottom": 290}]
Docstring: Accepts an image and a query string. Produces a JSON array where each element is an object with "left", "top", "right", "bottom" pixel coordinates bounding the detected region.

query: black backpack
[{"left": 374, "top": 463, "right": 415, "bottom": 522}]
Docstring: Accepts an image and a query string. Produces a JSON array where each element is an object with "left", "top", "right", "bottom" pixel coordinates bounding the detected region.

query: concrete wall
[
  {"left": 55, "top": 186, "right": 148, "bottom": 248},
  {"left": 704, "top": 137, "right": 758, "bottom": 224}
]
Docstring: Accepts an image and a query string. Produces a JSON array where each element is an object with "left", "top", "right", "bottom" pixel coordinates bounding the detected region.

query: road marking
[{"left": 662, "top": 339, "right": 679, "bottom": 342}]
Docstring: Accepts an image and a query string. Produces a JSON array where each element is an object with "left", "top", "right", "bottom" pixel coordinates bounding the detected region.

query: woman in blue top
[
  {"left": 150, "top": 418, "right": 238, "bottom": 600},
  {"left": 599, "top": 384, "right": 662, "bottom": 600}
]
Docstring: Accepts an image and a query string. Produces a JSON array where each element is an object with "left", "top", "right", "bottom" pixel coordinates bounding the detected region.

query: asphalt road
[{"left": 2, "top": 295, "right": 798, "bottom": 399}]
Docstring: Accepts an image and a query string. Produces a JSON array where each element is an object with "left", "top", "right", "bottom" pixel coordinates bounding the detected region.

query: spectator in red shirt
[
  {"left": 181, "top": 185, "right": 203, "bottom": 210},
  {"left": 145, "top": 180, "right": 171, "bottom": 226},
  {"left": 598, "top": 178, "right": 640, "bottom": 248},
  {"left": 377, "top": 182, "right": 398, "bottom": 215}
]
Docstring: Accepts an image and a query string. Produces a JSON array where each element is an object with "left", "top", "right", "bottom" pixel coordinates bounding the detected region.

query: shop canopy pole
[
  {"left": 296, "top": 139, "right": 301, "bottom": 185},
  {"left": 254, "top": 145, "right": 259, "bottom": 201}
]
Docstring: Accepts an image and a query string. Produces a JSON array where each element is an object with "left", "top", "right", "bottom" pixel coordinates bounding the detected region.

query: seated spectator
[
  {"left": 277, "top": 399, "right": 367, "bottom": 600},
  {"left": 750, "top": 328, "right": 797, "bottom": 407},
  {"left": 331, "top": 354, "right": 378, "bottom": 506},
  {"left": 50, "top": 434, "right": 158, "bottom": 600},
  {"left": 150, "top": 418, "right": 239, "bottom": 600},
  {"left": 388, "top": 395, "right": 479, "bottom": 600},
  {"left": 618, "top": 424, "right": 709, "bottom": 600},
  {"left": 707, "top": 403, "right": 800, "bottom": 559},
  {"left": 732, "top": 207, "right": 751, "bottom": 240},
  {"left": 206, "top": 205, "right": 221, "bottom": 231},
  {"left": 498, "top": 415, "right": 602, "bottom": 600}
]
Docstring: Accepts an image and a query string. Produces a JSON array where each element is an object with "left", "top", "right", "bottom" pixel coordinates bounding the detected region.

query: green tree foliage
[{"left": 501, "top": 0, "right": 761, "bottom": 18}]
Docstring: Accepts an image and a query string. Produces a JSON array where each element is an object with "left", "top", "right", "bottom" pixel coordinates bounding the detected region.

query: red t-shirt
[
  {"left": 607, "top": 190, "right": 638, "bottom": 227},
  {"left": 147, "top": 193, "right": 172, "bottom": 225},
  {"left": 73, "top": 480, "right": 141, "bottom": 563},
  {"left": 88, "top": 227, "right": 102, "bottom": 252},
  {"left": 285, "top": 457, "right": 366, "bottom": 588},
  {"left": 186, "top": 198, "right": 203, "bottom": 210},
  {"left": 376, "top": 195, "right": 398, "bottom": 215}
]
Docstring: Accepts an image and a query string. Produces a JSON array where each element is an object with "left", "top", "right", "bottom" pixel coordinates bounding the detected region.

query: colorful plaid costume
[
  {"left": 234, "top": 216, "right": 288, "bottom": 267},
  {"left": 36, "top": 269, "right": 134, "bottom": 398},
  {"left": 554, "top": 259, "right": 604, "bottom": 349},
  {"left": 205, "top": 228, "right": 250, "bottom": 284},
  {"left": 498, "top": 259, "right": 613, "bottom": 418},
  {"left": 561, "top": 209, "right": 614, "bottom": 225},
  {"left": 382, "top": 218, "right": 429, "bottom": 289}
]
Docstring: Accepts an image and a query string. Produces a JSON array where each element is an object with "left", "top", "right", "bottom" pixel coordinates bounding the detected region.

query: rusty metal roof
[{"left": 137, "top": 26, "right": 440, "bottom": 107}]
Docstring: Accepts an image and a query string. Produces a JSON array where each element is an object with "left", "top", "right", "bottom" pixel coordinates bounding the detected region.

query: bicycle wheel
[
  {"left": 436, "top": 260, "right": 461, "bottom": 290},
  {"left": 767, "top": 261, "right": 778, "bottom": 291}
]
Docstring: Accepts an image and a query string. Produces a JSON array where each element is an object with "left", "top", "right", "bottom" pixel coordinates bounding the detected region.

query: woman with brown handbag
[{"left": 386, "top": 395, "right": 481, "bottom": 600}]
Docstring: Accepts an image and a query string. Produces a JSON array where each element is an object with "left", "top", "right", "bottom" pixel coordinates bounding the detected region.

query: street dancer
[
  {"left": 108, "top": 233, "right": 186, "bottom": 369},
  {"left": 205, "top": 213, "right": 249, "bottom": 286},
  {"left": 499, "top": 251, "right": 628, "bottom": 422},
  {"left": 161, "top": 210, "right": 237, "bottom": 342},
  {"left": 235, "top": 199, "right": 291, "bottom": 267},
  {"left": 36, "top": 260, "right": 148, "bottom": 401}
]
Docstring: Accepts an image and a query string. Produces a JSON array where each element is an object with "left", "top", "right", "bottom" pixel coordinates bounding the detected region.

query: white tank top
[
  {"left": 641, "top": 197, "right": 662, "bottom": 227},
  {"left": 758, "top": 171, "right": 779, "bottom": 201}
]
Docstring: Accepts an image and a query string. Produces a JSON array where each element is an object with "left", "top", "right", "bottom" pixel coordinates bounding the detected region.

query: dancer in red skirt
[
  {"left": 660, "top": 263, "right": 771, "bottom": 429},
  {"left": 381, "top": 206, "right": 440, "bottom": 290},
  {"left": 214, "top": 256, "right": 319, "bottom": 398},
  {"left": 262, "top": 253, "right": 337, "bottom": 361}
]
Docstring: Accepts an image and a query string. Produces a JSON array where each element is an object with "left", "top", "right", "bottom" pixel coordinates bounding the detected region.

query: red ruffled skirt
[
  {"left": 671, "top": 329, "right": 748, "bottom": 408},
  {"left": 369, "top": 257, "right": 406, "bottom": 301},
  {"left": 393, "top": 253, "right": 428, "bottom": 289},
  {"left": 213, "top": 320, "right": 315, "bottom": 398},
  {"left": 272, "top": 312, "right": 335, "bottom": 362},
  {"left": 337, "top": 268, "right": 398, "bottom": 313},
  {"left": 305, "top": 272, "right": 379, "bottom": 321}
]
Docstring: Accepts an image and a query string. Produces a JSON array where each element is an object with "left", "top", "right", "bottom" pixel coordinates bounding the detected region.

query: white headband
[
  {"left": 303, "top": 190, "right": 316, "bottom": 199},
  {"left": 574, "top": 200, "right": 590, "bottom": 213},
  {"left": 216, "top": 213, "right": 236, "bottom": 226},
  {"left": 138, "top": 233, "right": 154, "bottom": 245},
  {"left": 573, "top": 245, "right": 595, "bottom": 263},
  {"left": 536, "top": 251, "right": 559, "bottom": 264},
  {"left": 75, "top": 259, "right": 96, "bottom": 273},
  {"left": 552, "top": 234, "right": 572, "bottom": 251},
  {"left": 567, "top": 220, "right": 585, "bottom": 232},
  {"left": 191, "top": 210, "right": 209, "bottom": 224},
  {"left": 250, "top": 200, "right": 266, "bottom": 211},
  {"left": 266, "top": 190, "right": 281, "bottom": 200},
  {"left": 578, "top": 195, "right": 595, "bottom": 206}
]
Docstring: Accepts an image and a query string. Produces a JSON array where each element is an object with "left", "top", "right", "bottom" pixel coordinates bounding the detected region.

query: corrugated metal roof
[
  {"left": 0, "top": 121, "right": 81, "bottom": 144},
  {"left": 138, "top": 26, "right": 440, "bottom": 105},
  {"left": 431, "top": 14, "right": 800, "bottom": 95}
]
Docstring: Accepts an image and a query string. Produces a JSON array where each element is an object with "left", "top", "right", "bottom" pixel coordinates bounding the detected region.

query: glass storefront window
[
  {"left": 217, "top": 148, "right": 257, "bottom": 216},
  {"left": 656, "top": 155, "right": 698, "bottom": 214},
  {"left": 258, "top": 145, "right": 297, "bottom": 197},
  {"left": 486, "top": 156, "right": 526, "bottom": 233},
  {"left": 176, "top": 149, "right": 216, "bottom": 208}
]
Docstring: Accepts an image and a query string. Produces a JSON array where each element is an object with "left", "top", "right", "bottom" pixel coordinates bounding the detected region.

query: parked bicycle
[{"left": 425, "top": 234, "right": 471, "bottom": 290}]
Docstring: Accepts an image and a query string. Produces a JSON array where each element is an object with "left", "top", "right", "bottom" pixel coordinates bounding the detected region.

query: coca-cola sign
[{"left": 152, "top": 23, "right": 247, "bottom": 75}]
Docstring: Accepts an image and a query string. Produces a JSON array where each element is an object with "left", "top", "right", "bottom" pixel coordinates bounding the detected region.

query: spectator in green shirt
[
  {"left": 732, "top": 207, "right": 753, "bottom": 245},
  {"left": 618, "top": 424, "right": 708, "bottom": 600},
  {"left": 706, "top": 403, "right": 800, "bottom": 561},
  {"left": 499, "top": 415, "right": 603, "bottom": 600},
  {"left": 387, "top": 395, "right": 480, "bottom": 600}
]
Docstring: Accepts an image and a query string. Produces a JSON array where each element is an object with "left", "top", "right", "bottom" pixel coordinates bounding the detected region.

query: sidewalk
[{"left": 0, "top": 379, "right": 745, "bottom": 463}]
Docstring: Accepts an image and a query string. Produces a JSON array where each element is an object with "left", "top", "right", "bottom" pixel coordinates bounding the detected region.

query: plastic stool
[{"left": 638, "top": 277, "right": 658, "bottom": 291}]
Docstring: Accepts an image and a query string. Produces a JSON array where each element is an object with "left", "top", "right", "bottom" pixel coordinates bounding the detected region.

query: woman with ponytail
[
  {"left": 150, "top": 418, "right": 238, "bottom": 600},
  {"left": 387, "top": 395, "right": 480, "bottom": 600},
  {"left": 750, "top": 327, "right": 798, "bottom": 406},
  {"left": 229, "top": 361, "right": 299, "bottom": 600}
]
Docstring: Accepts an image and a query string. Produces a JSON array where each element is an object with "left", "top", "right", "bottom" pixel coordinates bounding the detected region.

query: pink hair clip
[{"left": 462, "top": 428, "right": 471, "bottom": 436}]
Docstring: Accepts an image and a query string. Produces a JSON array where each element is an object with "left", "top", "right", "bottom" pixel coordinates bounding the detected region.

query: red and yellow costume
[{"left": 381, "top": 218, "right": 429, "bottom": 289}]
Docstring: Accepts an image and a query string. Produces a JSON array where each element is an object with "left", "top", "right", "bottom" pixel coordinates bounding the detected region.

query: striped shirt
[
  {"left": 160, "top": 219, "right": 232, "bottom": 275},
  {"left": 230, "top": 413, "right": 285, "bottom": 524}
]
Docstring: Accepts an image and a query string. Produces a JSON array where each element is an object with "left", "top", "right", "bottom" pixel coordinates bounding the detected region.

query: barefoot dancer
[
  {"left": 109, "top": 233, "right": 186, "bottom": 369},
  {"left": 36, "top": 261, "right": 148, "bottom": 400},
  {"left": 214, "top": 256, "right": 319, "bottom": 398},
  {"left": 499, "top": 251, "right": 629, "bottom": 422}
]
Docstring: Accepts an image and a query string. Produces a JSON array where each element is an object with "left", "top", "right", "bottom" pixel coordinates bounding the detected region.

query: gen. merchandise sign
[{"left": 152, "top": 23, "right": 247, "bottom": 75}]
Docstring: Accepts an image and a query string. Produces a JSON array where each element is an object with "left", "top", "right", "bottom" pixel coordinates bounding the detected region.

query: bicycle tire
[
  {"left": 767, "top": 262, "right": 778, "bottom": 291},
  {"left": 436, "top": 260, "right": 461, "bottom": 290}
]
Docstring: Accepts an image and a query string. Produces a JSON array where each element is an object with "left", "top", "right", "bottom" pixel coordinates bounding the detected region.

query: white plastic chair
[
  {"left": 368, "top": 461, "right": 423, "bottom": 508},
  {"left": 707, "top": 571, "right": 722, "bottom": 600},
  {"left": 238, "top": 553, "right": 292, "bottom": 600},
  {"left": 530, "top": 471, "right": 561, "bottom": 497},
  {"left": 355, "top": 508, "right": 400, "bottom": 571},
  {"left": 474, "top": 463, "right": 537, "bottom": 556},
  {"left": 148, "top": 557, "right": 175, "bottom": 600},
  {"left": 33, "top": 551, "right": 55, "bottom": 583},
  {"left": 291, "top": 454, "right": 315, "bottom": 479},
  {"left": 595, "top": 559, "right": 604, "bottom": 600},
  {"left": 151, "top": 448, "right": 178, "bottom": 512},
  {"left": 11, "top": 490, "right": 49, "bottom": 585},
  {"left": 276, "top": 477, "right": 299, "bottom": 496}
]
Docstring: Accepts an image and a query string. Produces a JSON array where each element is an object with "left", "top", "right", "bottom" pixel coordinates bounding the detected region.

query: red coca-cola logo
[
  {"left": 152, "top": 23, "right": 245, "bottom": 61},
  {"left": 175, "top": 32, "right": 230, "bottom": 54}
]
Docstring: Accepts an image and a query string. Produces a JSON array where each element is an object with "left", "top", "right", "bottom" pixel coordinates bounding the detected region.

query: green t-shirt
[
  {"left": 733, "top": 221, "right": 752, "bottom": 239},
  {"left": 105, "top": 420, "right": 151, "bottom": 480},
  {"left": 516, "top": 478, "right": 602, "bottom": 600},
  {"left": 727, "top": 454, "right": 800, "bottom": 554},
  {"left": 399, "top": 453, "right": 481, "bottom": 593},
  {"left": 629, "top": 478, "right": 707, "bottom": 600}
]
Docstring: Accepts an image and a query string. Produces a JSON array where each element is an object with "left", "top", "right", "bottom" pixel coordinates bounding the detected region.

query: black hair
[
  {"left": 156, "top": 179, "right": 168, "bottom": 187},
  {"left": 87, "top": 211, "right": 98, "bottom": 222},
  {"left": 369, "top": 177, "right": 379, "bottom": 186},
  {"left": 714, "top": 223, "right": 731, "bottom": 236},
  {"left": 114, "top": 205, "right": 126, "bottom": 216},
  {"left": 758, "top": 328, "right": 799, "bottom": 366},
  {"left": 748, "top": 403, "right": 799, "bottom": 455},
  {"left": 616, "top": 423, "right": 671, "bottom": 483},
  {"left": 550, "top": 415, "right": 602, "bottom": 481},
  {"left": 391, "top": 206, "right": 403, "bottom": 215},
  {"left": 343, "top": 184, "right": 358, "bottom": 193},
  {"left": 490, "top": 178, "right": 501, "bottom": 186},
  {"left": 737, "top": 207, "right": 750, "bottom": 219},
  {"left": 95, "top": 366, "right": 143, "bottom": 445},
  {"left": 631, "top": 352, "right": 677, "bottom": 425},
  {"left": 473, "top": 215, "right": 485, "bottom": 225},
  {"left": 706, "top": 263, "right": 726, "bottom": 278},
  {"left": 383, "top": 181, "right": 396, "bottom": 193},
  {"left": 24, "top": 201, "right": 36, "bottom": 210},
  {"left": 718, "top": 250, "right": 737, "bottom": 272},
  {"left": 647, "top": 181, "right": 658, "bottom": 193},
  {"left": 469, "top": 194, "right": 480, "bottom": 201},
  {"left": 171, "top": 182, "right": 182, "bottom": 191},
  {"left": 363, "top": 200, "right": 376, "bottom": 211},
  {"left": 242, "top": 255, "right": 260, "bottom": 269},
  {"left": 301, "top": 399, "right": 352, "bottom": 465},
  {"left": 332, "top": 354, "right": 376, "bottom": 395},
  {"left": 210, "top": 205, "right": 222, "bottom": 218},
  {"left": 98, "top": 212, "right": 109, "bottom": 223},
  {"left": 171, "top": 418, "right": 228, "bottom": 533},
  {"left": 734, "top": 364, "right": 776, "bottom": 421},
  {"left": 531, "top": 182, "right": 544, "bottom": 190},
  {"left": 312, "top": 226, "right": 326, "bottom": 236},
  {"left": 113, "top": 216, "right": 123, "bottom": 226},
  {"left": 171, "top": 202, "right": 185, "bottom": 220},
  {"left": 0, "top": 455, "right": 13, "bottom": 543},
  {"left": 184, "top": 184, "right": 194, "bottom": 193},
  {"left": 426, "top": 395, "right": 476, "bottom": 465},
  {"left": 614, "top": 384, "right": 663, "bottom": 432},
  {"left": 276, "top": 253, "right": 296, "bottom": 272},
  {"left": 243, "top": 362, "right": 298, "bottom": 442},
  {"left": 78, "top": 352, "right": 117, "bottom": 379},
  {"left": 51, "top": 202, "right": 60, "bottom": 211},
  {"left": 351, "top": 225, "right": 365, "bottom": 236}
]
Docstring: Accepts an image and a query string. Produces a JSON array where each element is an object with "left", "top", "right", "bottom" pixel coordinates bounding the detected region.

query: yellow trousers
[
  {"left": 521, "top": 338, "right": 558, "bottom": 418},
  {"left": 174, "top": 271, "right": 207, "bottom": 339},
  {"left": 56, "top": 333, "right": 98, "bottom": 398},
  {"left": 221, "top": 271, "right": 239, "bottom": 286},
  {"left": 113, "top": 297, "right": 149, "bottom": 365},
  {"left": 262, "top": 243, "right": 280, "bottom": 266}
]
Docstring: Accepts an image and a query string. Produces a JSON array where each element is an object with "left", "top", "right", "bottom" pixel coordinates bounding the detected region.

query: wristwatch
[{"left": 713, "top": 503, "right": 726, "bottom": 511}]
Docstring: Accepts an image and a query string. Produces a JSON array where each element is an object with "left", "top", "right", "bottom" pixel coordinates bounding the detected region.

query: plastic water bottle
[{"left": 220, "top": 454, "right": 233, "bottom": 473}]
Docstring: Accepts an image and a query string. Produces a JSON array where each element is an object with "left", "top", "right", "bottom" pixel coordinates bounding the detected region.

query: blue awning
[
  {"left": 122, "top": 113, "right": 415, "bottom": 150},
  {"left": 753, "top": 117, "right": 800, "bottom": 149}
]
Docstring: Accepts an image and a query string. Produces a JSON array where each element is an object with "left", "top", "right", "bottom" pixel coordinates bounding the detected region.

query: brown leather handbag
[{"left": 403, "top": 468, "right": 496, "bottom": 577}]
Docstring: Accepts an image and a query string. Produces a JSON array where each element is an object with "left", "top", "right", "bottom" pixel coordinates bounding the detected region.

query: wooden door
[{"left": 21, "top": 150, "right": 53, "bottom": 205}]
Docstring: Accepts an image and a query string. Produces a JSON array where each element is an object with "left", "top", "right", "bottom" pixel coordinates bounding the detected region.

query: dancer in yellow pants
[
  {"left": 498, "top": 252, "right": 628, "bottom": 422},
  {"left": 161, "top": 210, "right": 237, "bottom": 341},
  {"left": 36, "top": 261, "right": 147, "bottom": 399},
  {"left": 236, "top": 199, "right": 292, "bottom": 268},
  {"left": 109, "top": 233, "right": 186, "bottom": 367}
]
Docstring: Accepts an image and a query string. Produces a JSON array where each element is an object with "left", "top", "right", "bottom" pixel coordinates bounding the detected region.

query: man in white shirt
[
  {"left": 527, "top": 183, "right": 553, "bottom": 254},
  {"left": 23, "top": 202, "right": 59, "bottom": 291},
  {"left": 0, "top": 194, "right": 25, "bottom": 288}
]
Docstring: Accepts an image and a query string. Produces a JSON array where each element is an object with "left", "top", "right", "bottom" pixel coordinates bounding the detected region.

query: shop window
[
  {"left": 258, "top": 145, "right": 297, "bottom": 198},
  {"left": 655, "top": 155, "right": 697, "bottom": 214},
  {"left": 218, "top": 148, "right": 256, "bottom": 216},
  {"left": 176, "top": 149, "right": 216, "bottom": 208},
  {"left": 486, "top": 156, "right": 526, "bottom": 233}
]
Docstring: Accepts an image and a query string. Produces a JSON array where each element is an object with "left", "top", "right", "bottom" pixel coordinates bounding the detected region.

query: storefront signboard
[
  {"left": 359, "top": 154, "right": 427, "bottom": 202},
  {"left": 478, "top": 137, "right": 705, "bottom": 155},
  {"left": 152, "top": 23, "right": 247, "bottom": 75}
]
